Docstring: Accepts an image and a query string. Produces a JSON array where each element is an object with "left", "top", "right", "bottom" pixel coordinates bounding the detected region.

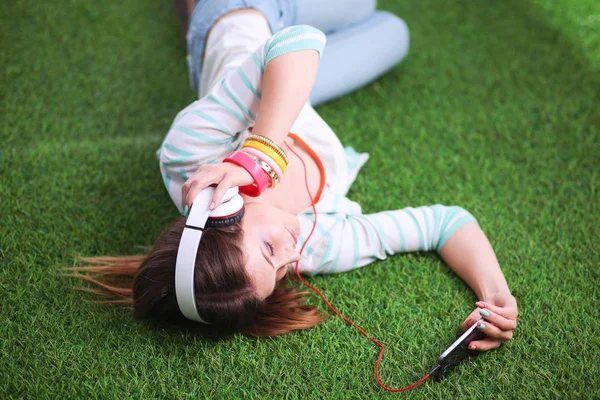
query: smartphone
[{"left": 430, "top": 318, "right": 486, "bottom": 382}]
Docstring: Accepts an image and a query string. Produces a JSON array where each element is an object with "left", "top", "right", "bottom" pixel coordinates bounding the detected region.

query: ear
[{"left": 206, "top": 206, "right": 245, "bottom": 228}]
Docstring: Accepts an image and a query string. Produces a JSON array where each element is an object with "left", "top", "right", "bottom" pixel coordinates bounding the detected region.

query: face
[{"left": 240, "top": 201, "right": 301, "bottom": 299}]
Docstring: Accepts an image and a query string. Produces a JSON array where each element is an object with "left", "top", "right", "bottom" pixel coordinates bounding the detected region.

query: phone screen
[{"left": 431, "top": 318, "right": 486, "bottom": 382}]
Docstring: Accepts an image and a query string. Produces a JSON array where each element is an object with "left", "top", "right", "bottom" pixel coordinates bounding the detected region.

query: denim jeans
[{"left": 187, "top": 0, "right": 409, "bottom": 105}]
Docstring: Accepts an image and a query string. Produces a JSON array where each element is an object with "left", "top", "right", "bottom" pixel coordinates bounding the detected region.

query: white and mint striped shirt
[{"left": 158, "top": 18, "right": 477, "bottom": 276}]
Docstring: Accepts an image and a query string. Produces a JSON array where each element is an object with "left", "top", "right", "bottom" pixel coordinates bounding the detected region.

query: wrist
[{"left": 480, "top": 287, "right": 512, "bottom": 302}]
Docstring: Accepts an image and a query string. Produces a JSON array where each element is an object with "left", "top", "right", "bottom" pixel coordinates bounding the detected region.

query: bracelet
[
  {"left": 244, "top": 152, "right": 279, "bottom": 187},
  {"left": 246, "top": 134, "right": 289, "bottom": 165},
  {"left": 242, "top": 140, "right": 288, "bottom": 174},
  {"left": 223, "top": 151, "right": 270, "bottom": 197},
  {"left": 241, "top": 147, "right": 284, "bottom": 182}
]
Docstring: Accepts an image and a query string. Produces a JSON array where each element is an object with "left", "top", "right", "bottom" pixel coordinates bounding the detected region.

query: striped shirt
[{"left": 158, "top": 17, "right": 477, "bottom": 275}]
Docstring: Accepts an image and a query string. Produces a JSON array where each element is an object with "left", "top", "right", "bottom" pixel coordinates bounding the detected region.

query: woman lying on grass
[{"left": 72, "top": 1, "right": 518, "bottom": 348}]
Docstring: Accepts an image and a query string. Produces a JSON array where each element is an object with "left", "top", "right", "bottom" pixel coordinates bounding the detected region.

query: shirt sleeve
[
  {"left": 298, "top": 203, "right": 478, "bottom": 276},
  {"left": 157, "top": 25, "right": 327, "bottom": 213}
]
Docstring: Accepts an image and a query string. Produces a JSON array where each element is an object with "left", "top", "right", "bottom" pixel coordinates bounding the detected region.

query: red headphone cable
[{"left": 285, "top": 142, "right": 430, "bottom": 392}]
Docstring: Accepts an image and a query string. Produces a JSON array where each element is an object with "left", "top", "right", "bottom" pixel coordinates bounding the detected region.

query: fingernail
[
  {"left": 480, "top": 309, "right": 490, "bottom": 317},
  {"left": 209, "top": 202, "right": 215, "bottom": 210},
  {"left": 469, "top": 345, "right": 476, "bottom": 350},
  {"left": 183, "top": 205, "right": 189, "bottom": 217},
  {"left": 479, "top": 323, "right": 486, "bottom": 330}
]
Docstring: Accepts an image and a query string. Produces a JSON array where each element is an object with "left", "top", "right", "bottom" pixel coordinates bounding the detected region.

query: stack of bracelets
[{"left": 223, "top": 134, "right": 289, "bottom": 197}]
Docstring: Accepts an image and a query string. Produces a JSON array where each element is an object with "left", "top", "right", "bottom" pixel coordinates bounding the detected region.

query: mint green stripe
[
  {"left": 355, "top": 216, "right": 379, "bottom": 253},
  {"left": 370, "top": 216, "right": 393, "bottom": 255},
  {"left": 304, "top": 214, "right": 334, "bottom": 275},
  {"left": 179, "top": 168, "right": 189, "bottom": 182},
  {"left": 431, "top": 205, "right": 444, "bottom": 250},
  {"left": 207, "top": 94, "right": 247, "bottom": 125},
  {"left": 237, "top": 67, "right": 262, "bottom": 100},
  {"left": 405, "top": 209, "right": 425, "bottom": 251},
  {"left": 296, "top": 221, "right": 316, "bottom": 257},
  {"left": 422, "top": 207, "right": 431, "bottom": 251},
  {"left": 441, "top": 206, "right": 464, "bottom": 234},
  {"left": 383, "top": 212, "right": 405, "bottom": 252},
  {"left": 188, "top": 110, "right": 232, "bottom": 135},
  {"left": 163, "top": 170, "right": 171, "bottom": 191},
  {"left": 266, "top": 26, "right": 317, "bottom": 55},
  {"left": 252, "top": 53, "right": 264, "bottom": 74},
  {"left": 221, "top": 79, "right": 256, "bottom": 121},
  {"left": 265, "top": 26, "right": 304, "bottom": 54},
  {"left": 438, "top": 214, "right": 477, "bottom": 250},
  {"left": 161, "top": 155, "right": 195, "bottom": 166},
  {"left": 348, "top": 218, "right": 361, "bottom": 269},
  {"left": 163, "top": 143, "right": 195, "bottom": 157},
  {"left": 174, "top": 125, "right": 232, "bottom": 144},
  {"left": 266, "top": 39, "right": 325, "bottom": 64},
  {"left": 328, "top": 222, "right": 346, "bottom": 273}
]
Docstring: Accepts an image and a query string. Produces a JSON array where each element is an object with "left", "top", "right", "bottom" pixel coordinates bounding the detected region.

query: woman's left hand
[{"left": 461, "top": 291, "right": 518, "bottom": 351}]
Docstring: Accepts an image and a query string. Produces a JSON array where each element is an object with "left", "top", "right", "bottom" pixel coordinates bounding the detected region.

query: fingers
[
  {"left": 181, "top": 163, "right": 255, "bottom": 211},
  {"left": 461, "top": 309, "right": 482, "bottom": 331},
  {"left": 181, "top": 166, "right": 223, "bottom": 209},
  {"left": 475, "top": 300, "right": 518, "bottom": 319},
  {"left": 475, "top": 320, "right": 513, "bottom": 341},
  {"left": 182, "top": 178, "right": 211, "bottom": 210},
  {"left": 210, "top": 180, "right": 232, "bottom": 211},
  {"left": 468, "top": 338, "right": 502, "bottom": 352},
  {"left": 476, "top": 305, "right": 517, "bottom": 331}
]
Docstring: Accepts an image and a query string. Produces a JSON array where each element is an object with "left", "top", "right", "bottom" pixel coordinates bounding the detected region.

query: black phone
[{"left": 430, "top": 318, "right": 486, "bottom": 382}]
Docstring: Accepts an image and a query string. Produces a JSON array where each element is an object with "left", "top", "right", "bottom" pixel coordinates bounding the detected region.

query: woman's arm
[
  {"left": 159, "top": 25, "right": 326, "bottom": 212},
  {"left": 252, "top": 49, "right": 320, "bottom": 144},
  {"left": 297, "top": 203, "right": 517, "bottom": 351},
  {"left": 439, "top": 223, "right": 518, "bottom": 351},
  {"left": 439, "top": 223, "right": 509, "bottom": 300}
]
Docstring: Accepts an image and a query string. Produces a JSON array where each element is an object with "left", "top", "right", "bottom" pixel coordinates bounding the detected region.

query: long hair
[{"left": 66, "top": 218, "right": 327, "bottom": 339}]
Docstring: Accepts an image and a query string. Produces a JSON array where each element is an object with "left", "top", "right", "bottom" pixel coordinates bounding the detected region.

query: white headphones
[{"left": 175, "top": 186, "right": 245, "bottom": 323}]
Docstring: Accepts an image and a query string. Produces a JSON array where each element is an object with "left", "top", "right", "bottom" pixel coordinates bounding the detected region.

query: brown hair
[{"left": 66, "top": 218, "right": 328, "bottom": 339}]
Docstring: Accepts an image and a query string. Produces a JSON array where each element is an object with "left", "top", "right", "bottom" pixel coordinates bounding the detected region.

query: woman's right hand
[{"left": 182, "top": 162, "right": 254, "bottom": 211}]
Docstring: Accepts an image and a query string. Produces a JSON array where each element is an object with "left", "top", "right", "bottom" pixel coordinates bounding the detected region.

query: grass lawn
[{"left": 1, "top": 0, "right": 599, "bottom": 398}]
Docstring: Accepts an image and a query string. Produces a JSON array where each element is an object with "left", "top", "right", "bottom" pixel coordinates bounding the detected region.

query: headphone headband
[{"left": 175, "top": 187, "right": 244, "bottom": 323}]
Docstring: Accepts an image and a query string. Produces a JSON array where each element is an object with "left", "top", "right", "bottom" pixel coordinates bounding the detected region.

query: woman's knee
[
  {"left": 296, "top": 0, "right": 377, "bottom": 33},
  {"left": 375, "top": 11, "right": 410, "bottom": 64}
]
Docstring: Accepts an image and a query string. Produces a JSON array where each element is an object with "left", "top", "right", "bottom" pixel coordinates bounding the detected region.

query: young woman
[{"left": 73, "top": 0, "right": 518, "bottom": 348}]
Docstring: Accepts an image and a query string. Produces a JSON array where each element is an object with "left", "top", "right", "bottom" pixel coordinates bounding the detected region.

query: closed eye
[{"left": 265, "top": 241, "right": 275, "bottom": 257}]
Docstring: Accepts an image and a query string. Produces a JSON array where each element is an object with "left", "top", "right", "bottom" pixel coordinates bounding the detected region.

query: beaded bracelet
[
  {"left": 246, "top": 134, "right": 289, "bottom": 165},
  {"left": 223, "top": 151, "right": 270, "bottom": 197},
  {"left": 241, "top": 147, "right": 284, "bottom": 182},
  {"left": 244, "top": 152, "right": 279, "bottom": 187},
  {"left": 242, "top": 140, "right": 288, "bottom": 174}
]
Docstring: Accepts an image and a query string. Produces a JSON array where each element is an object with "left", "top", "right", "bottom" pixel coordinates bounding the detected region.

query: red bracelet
[{"left": 223, "top": 151, "right": 270, "bottom": 197}]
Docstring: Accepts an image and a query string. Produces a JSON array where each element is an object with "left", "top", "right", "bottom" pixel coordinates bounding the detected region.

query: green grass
[{"left": 1, "top": 0, "right": 599, "bottom": 398}]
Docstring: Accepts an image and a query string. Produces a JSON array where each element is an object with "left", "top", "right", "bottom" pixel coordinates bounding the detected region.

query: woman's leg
[
  {"left": 295, "top": 0, "right": 377, "bottom": 34},
  {"left": 309, "top": 11, "right": 410, "bottom": 106},
  {"left": 186, "top": 0, "right": 295, "bottom": 95}
]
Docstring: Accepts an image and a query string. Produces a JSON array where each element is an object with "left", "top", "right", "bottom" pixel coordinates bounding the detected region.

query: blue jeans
[{"left": 187, "top": 0, "right": 409, "bottom": 105}]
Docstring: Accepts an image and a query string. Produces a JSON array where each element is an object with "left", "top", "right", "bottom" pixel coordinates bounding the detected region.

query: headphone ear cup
[{"left": 205, "top": 206, "right": 245, "bottom": 228}]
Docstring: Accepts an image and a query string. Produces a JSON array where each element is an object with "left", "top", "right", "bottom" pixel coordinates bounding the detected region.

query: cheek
[{"left": 247, "top": 263, "right": 275, "bottom": 298}]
